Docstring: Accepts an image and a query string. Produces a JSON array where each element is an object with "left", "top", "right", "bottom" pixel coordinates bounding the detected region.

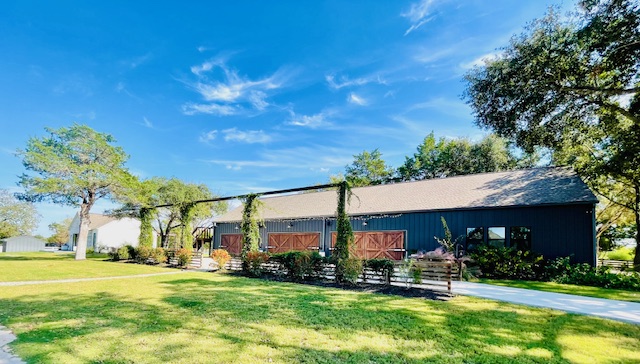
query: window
[
  {"left": 466, "top": 227, "right": 484, "bottom": 252},
  {"left": 510, "top": 227, "right": 531, "bottom": 251},
  {"left": 488, "top": 227, "right": 506, "bottom": 248}
]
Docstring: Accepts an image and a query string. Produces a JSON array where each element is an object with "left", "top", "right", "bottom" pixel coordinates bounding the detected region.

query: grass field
[
  {"left": 0, "top": 252, "right": 170, "bottom": 282},
  {"left": 1, "top": 254, "right": 640, "bottom": 363},
  {"left": 479, "top": 279, "right": 640, "bottom": 303}
]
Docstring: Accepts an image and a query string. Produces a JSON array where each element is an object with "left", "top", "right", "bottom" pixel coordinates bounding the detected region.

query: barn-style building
[{"left": 213, "top": 167, "right": 598, "bottom": 264}]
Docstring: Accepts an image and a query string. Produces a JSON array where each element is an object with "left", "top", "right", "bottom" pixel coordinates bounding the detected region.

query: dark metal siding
[{"left": 214, "top": 203, "right": 595, "bottom": 264}]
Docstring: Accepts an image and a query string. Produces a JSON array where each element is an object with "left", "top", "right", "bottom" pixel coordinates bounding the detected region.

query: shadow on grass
[
  {"left": 0, "top": 275, "right": 639, "bottom": 363},
  {"left": 160, "top": 277, "right": 640, "bottom": 363}
]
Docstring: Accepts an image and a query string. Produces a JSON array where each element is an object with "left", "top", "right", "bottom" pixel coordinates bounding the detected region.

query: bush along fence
[
  {"left": 468, "top": 245, "right": 640, "bottom": 291},
  {"left": 215, "top": 251, "right": 458, "bottom": 293}
]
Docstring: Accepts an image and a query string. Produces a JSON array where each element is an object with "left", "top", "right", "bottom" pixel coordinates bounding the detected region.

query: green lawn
[
  {"left": 0, "top": 252, "right": 171, "bottom": 282},
  {"left": 479, "top": 279, "right": 640, "bottom": 303},
  {"left": 0, "top": 268, "right": 639, "bottom": 363}
]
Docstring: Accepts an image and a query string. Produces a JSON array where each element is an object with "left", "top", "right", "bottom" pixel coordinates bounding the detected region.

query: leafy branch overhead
[{"left": 463, "top": 0, "right": 640, "bottom": 268}]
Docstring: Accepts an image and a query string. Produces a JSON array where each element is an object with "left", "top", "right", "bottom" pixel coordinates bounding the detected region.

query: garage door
[
  {"left": 331, "top": 231, "right": 405, "bottom": 260},
  {"left": 220, "top": 234, "right": 243, "bottom": 256},
  {"left": 267, "top": 233, "right": 320, "bottom": 253}
]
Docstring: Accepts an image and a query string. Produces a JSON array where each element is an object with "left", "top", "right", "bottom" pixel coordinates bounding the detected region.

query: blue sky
[{"left": 0, "top": 0, "right": 576, "bottom": 236}]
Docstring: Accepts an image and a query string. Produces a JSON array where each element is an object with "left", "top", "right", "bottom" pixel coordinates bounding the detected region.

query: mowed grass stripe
[{"left": 0, "top": 252, "right": 171, "bottom": 282}]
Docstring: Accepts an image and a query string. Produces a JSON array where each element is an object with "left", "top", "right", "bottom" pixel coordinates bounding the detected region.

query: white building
[{"left": 67, "top": 213, "right": 155, "bottom": 252}]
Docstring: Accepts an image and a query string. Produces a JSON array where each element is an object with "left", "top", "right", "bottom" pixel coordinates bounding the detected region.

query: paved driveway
[{"left": 451, "top": 281, "right": 640, "bottom": 325}]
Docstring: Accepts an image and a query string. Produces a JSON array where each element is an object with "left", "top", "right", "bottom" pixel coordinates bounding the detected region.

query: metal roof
[{"left": 215, "top": 167, "right": 598, "bottom": 223}]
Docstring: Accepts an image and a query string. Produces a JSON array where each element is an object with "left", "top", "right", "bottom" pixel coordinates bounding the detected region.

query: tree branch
[
  {"left": 591, "top": 185, "right": 635, "bottom": 211},
  {"left": 561, "top": 84, "right": 640, "bottom": 96},
  {"left": 591, "top": 99, "right": 640, "bottom": 124}
]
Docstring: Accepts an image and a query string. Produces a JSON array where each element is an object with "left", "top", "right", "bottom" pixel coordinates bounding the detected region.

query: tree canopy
[
  {"left": 47, "top": 217, "right": 72, "bottom": 246},
  {"left": 152, "top": 178, "right": 226, "bottom": 249},
  {"left": 0, "top": 189, "right": 39, "bottom": 239},
  {"left": 397, "top": 133, "right": 535, "bottom": 181},
  {"left": 16, "top": 124, "right": 133, "bottom": 259},
  {"left": 464, "top": 0, "right": 640, "bottom": 267},
  {"left": 330, "top": 149, "right": 395, "bottom": 187}
]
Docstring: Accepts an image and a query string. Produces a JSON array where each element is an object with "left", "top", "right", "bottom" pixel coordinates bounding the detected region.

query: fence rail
[
  {"left": 223, "top": 257, "right": 455, "bottom": 293},
  {"left": 598, "top": 259, "right": 634, "bottom": 271}
]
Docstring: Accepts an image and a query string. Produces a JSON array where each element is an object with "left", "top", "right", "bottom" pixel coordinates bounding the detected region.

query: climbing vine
[
  {"left": 179, "top": 202, "right": 196, "bottom": 250},
  {"left": 334, "top": 181, "right": 355, "bottom": 283},
  {"left": 241, "top": 193, "right": 264, "bottom": 263},
  {"left": 138, "top": 207, "right": 156, "bottom": 248}
]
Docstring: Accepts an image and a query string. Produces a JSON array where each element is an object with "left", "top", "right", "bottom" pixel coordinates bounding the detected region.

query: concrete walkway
[
  {"left": 0, "top": 326, "right": 24, "bottom": 364},
  {"left": 451, "top": 281, "right": 640, "bottom": 325}
]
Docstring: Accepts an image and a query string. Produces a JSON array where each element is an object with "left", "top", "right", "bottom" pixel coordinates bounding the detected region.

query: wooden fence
[
  {"left": 222, "top": 257, "right": 456, "bottom": 293},
  {"left": 165, "top": 250, "right": 203, "bottom": 268},
  {"left": 598, "top": 259, "right": 634, "bottom": 271}
]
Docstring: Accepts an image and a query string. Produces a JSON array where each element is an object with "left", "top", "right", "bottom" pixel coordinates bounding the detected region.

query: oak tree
[
  {"left": 464, "top": 0, "right": 640, "bottom": 266},
  {"left": 17, "top": 124, "right": 132, "bottom": 260}
]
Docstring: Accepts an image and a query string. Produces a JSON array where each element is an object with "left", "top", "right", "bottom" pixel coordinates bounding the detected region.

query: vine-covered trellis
[
  {"left": 152, "top": 181, "right": 355, "bottom": 278},
  {"left": 138, "top": 207, "right": 155, "bottom": 248},
  {"left": 334, "top": 181, "right": 355, "bottom": 282},
  {"left": 240, "top": 193, "right": 263, "bottom": 259}
]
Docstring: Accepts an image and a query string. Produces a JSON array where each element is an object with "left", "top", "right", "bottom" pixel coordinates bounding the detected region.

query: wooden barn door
[
  {"left": 220, "top": 234, "right": 243, "bottom": 256},
  {"left": 331, "top": 231, "right": 405, "bottom": 260},
  {"left": 267, "top": 233, "right": 320, "bottom": 253}
]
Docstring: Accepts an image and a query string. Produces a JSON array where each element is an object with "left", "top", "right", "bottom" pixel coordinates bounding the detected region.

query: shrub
[
  {"left": 270, "top": 251, "right": 325, "bottom": 281},
  {"left": 175, "top": 248, "right": 191, "bottom": 268},
  {"left": 364, "top": 258, "right": 395, "bottom": 285},
  {"left": 339, "top": 257, "right": 363, "bottom": 285},
  {"left": 412, "top": 264, "right": 423, "bottom": 284},
  {"left": 211, "top": 249, "right": 232, "bottom": 270},
  {"left": 87, "top": 247, "right": 95, "bottom": 255},
  {"left": 545, "top": 256, "right": 640, "bottom": 291},
  {"left": 114, "top": 245, "right": 130, "bottom": 261},
  {"left": 125, "top": 244, "right": 137, "bottom": 261},
  {"left": 135, "top": 245, "right": 153, "bottom": 264},
  {"left": 469, "top": 245, "right": 544, "bottom": 280},
  {"left": 244, "top": 251, "right": 270, "bottom": 277},
  {"left": 150, "top": 248, "right": 167, "bottom": 264}
]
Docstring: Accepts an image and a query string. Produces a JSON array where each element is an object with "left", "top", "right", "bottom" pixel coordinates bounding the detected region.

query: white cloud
[
  {"left": 348, "top": 93, "right": 368, "bottom": 106},
  {"left": 401, "top": 0, "right": 436, "bottom": 35},
  {"left": 206, "top": 160, "right": 284, "bottom": 170},
  {"left": 201, "top": 145, "right": 352, "bottom": 172},
  {"left": 182, "top": 102, "right": 238, "bottom": 116},
  {"left": 142, "top": 117, "right": 153, "bottom": 128},
  {"left": 248, "top": 91, "right": 269, "bottom": 110},
  {"left": 408, "top": 97, "right": 473, "bottom": 119},
  {"left": 287, "top": 111, "right": 331, "bottom": 128},
  {"left": 222, "top": 128, "right": 272, "bottom": 144},
  {"left": 459, "top": 51, "right": 501, "bottom": 70},
  {"left": 125, "top": 53, "right": 152, "bottom": 69},
  {"left": 199, "top": 130, "right": 218, "bottom": 143},
  {"left": 413, "top": 45, "right": 457, "bottom": 64},
  {"left": 183, "top": 56, "right": 292, "bottom": 116},
  {"left": 325, "top": 73, "right": 386, "bottom": 90}
]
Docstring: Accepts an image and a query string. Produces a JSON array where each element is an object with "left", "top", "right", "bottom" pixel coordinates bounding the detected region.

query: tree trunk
[
  {"left": 634, "top": 185, "right": 640, "bottom": 271},
  {"left": 75, "top": 204, "right": 91, "bottom": 260}
]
